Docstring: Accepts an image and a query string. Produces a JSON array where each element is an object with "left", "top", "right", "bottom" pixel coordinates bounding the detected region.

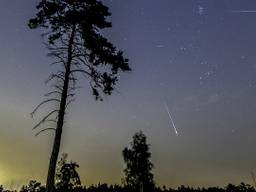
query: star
[{"left": 156, "top": 45, "right": 165, "bottom": 48}]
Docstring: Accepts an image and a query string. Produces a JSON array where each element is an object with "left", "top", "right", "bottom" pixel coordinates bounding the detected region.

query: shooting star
[
  {"left": 229, "top": 10, "right": 256, "bottom": 13},
  {"left": 164, "top": 102, "right": 179, "bottom": 136}
]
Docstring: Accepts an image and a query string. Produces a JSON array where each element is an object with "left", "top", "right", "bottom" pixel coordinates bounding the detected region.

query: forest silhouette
[{"left": 1, "top": 131, "right": 255, "bottom": 192}]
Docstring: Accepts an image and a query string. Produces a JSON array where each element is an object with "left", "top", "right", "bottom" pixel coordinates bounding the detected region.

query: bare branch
[
  {"left": 54, "top": 84, "right": 64, "bottom": 92},
  {"left": 44, "top": 91, "right": 62, "bottom": 97},
  {"left": 35, "top": 128, "right": 56, "bottom": 137},
  {"left": 68, "top": 86, "right": 81, "bottom": 92},
  {"left": 50, "top": 60, "right": 66, "bottom": 67},
  {"left": 67, "top": 93, "right": 75, "bottom": 98},
  {"left": 48, "top": 52, "right": 68, "bottom": 69},
  {"left": 72, "top": 56, "right": 90, "bottom": 68},
  {"left": 45, "top": 119, "right": 57, "bottom": 123},
  {"left": 31, "top": 99, "right": 61, "bottom": 117},
  {"left": 45, "top": 73, "right": 65, "bottom": 85},
  {"left": 32, "top": 110, "right": 59, "bottom": 130}
]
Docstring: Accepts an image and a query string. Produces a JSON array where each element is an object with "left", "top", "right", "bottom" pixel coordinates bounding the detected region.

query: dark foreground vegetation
[
  {"left": 1, "top": 132, "right": 255, "bottom": 192},
  {"left": 0, "top": 181, "right": 255, "bottom": 192}
]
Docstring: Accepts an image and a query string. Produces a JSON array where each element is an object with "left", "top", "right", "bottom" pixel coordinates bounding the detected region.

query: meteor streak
[
  {"left": 164, "top": 102, "right": 179, "bottom": 136},
  {"left": 230, "top": 10, "right": 256, "bottom": 13}
]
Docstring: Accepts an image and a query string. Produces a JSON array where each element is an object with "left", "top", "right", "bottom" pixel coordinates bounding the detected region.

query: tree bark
[{"left": 46, "top": 26, "right": 75, "bottom": 192}]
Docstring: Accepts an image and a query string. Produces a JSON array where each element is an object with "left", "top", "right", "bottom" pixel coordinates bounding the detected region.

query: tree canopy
[
  {"left": 29, "top": 0, "right": 130, "bottom": 100},
  {"left": 56, "top": 154, "right": 81, "bottom": 190},
  {"left": 123, "top": 131, "right": 155, "bottom": 191}
]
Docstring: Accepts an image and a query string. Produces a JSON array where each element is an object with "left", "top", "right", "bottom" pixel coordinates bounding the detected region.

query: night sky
[{"left": 1, "top": 0, "right": 256, "bottom": 189}]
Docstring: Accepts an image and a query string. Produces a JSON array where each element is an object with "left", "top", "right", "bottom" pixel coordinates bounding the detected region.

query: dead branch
[
  {"left": 31, "top": 99, "right": 61, "bottom": 117},
  {"left": 44, "top": 91, "right": 62, "bottom": 97},
  {"left": 32, "top": 110, "right": 59, "bottom": 130},
  {"left": 35, "top": 128, "right": 56, "bottom": 137}
]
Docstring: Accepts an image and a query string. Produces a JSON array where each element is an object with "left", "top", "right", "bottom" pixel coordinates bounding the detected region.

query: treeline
[
  {"left": 0, "top": 181, "right": 255, "bottom": 192},
  {"left": 1, "top": 132, "right": 252, "bottom": 192}
]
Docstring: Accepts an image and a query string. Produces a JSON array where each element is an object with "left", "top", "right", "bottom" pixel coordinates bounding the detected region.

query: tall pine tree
[{"left": 29, "top": 1, "right": 130, "bottom": 192}]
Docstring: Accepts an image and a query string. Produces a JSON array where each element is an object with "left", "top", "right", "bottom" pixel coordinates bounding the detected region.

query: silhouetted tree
[
  {"left": 20, "top": 180, "right": 45, "bottom": 192},
  {"left": 122, "top": 131, "right": 155, "bottom": 192},
  {"left": 237, "top": 182, "right": 254, "bottom": 192},
  {"left": 28, "top": 1, "right": 130, "bottom": 192},
  {"left": 55, "top": 154, "right": 81, "bottom": 191}
]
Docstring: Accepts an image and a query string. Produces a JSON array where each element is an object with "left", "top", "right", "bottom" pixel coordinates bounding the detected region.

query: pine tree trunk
[{"left": 46, "top": 26, "right": 75, "bottom": 192}]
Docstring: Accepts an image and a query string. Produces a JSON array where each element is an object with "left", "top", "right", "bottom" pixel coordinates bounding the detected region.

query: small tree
[
  {"left": 20, "top": 180, "right": 45, "bottom": 192},
  {"left": 28, "top": 1, "right": 130, "bottom": 192},
  {"left": 122, "top": 131, "right": 155, "bottom": 192},
  {"left": 55, "top": 154, "right": 81, "bottom": 191}
]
